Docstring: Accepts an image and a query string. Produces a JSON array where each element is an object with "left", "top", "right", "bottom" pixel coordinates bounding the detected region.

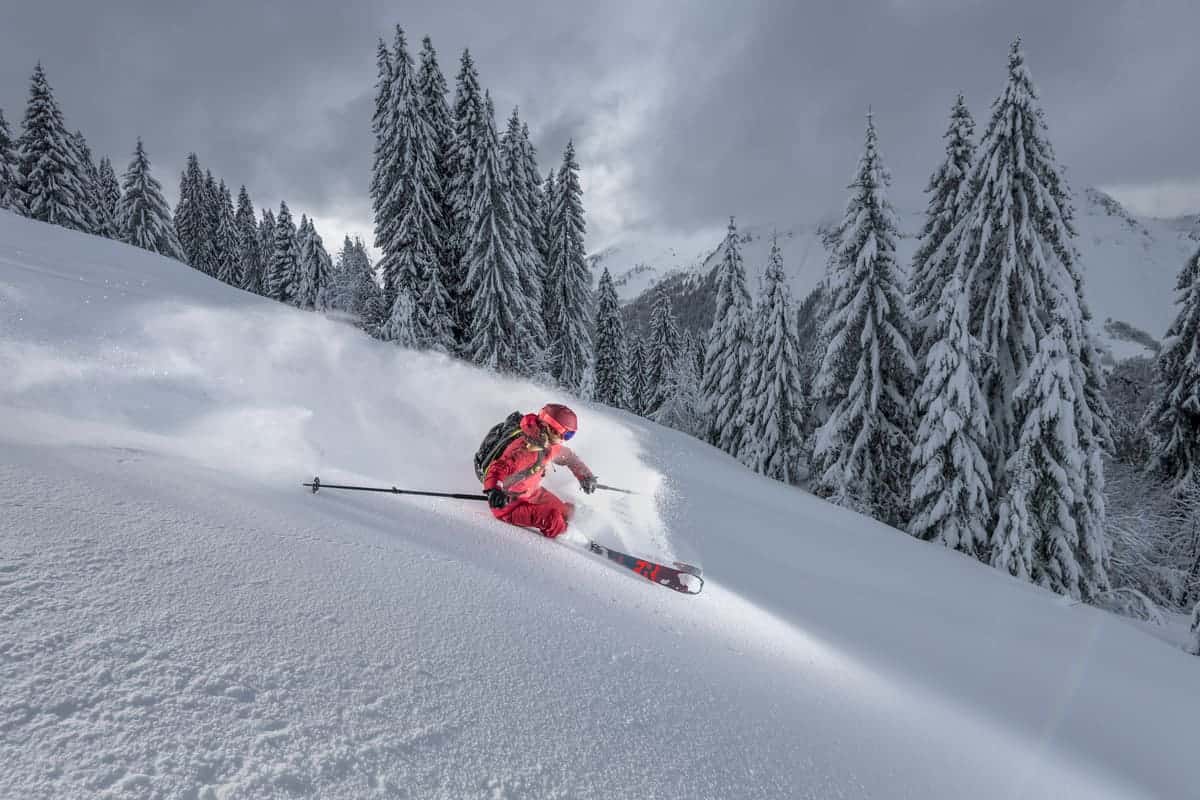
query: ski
[{"left": 585, "top": 541, "right": 704, "bottom": 595}]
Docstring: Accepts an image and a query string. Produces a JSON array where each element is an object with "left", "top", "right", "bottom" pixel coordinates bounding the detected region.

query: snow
[
  {"left": 593, "top": 188, "right": 1193, "bottom": 361},
  {"left": 3, "top": 209, "right": 1200, "bottom": 798}
]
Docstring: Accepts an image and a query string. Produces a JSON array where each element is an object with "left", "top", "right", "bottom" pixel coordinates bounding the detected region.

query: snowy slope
[
  {"left": 3, "top": 210, "right": 1200, "bottom": 799},
  {"left": 592, "top": 188, "right": 1195, "bottom": 359}
]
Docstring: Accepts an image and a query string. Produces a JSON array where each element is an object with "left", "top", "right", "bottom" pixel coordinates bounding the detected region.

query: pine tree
[
  {"left": 654, "top": 337, "right": 704, "bottom": 437},
  {"left": 297, "top": 217, "right": 334, "bottom": 311},
  {"left": 1189, "top": 601, "right": 1200, "bottom": 656},
  {"left": 462, "top": 94, "right": 525, "bottom": 370},
  {"left": 234, "top": 186, "right": 262, "bottom": 293},
  {"left": 446, "top": 49, "right": 486, "bottom": 347},
  {"left": 370, "top": 36, "right": 396, "bottom": 302},
  {"left": 909, "top": 272, "right": 994, "bottom": 556},
  {"left": 644, "top": 289, "right": 681, "bottom": 416},
  {"left": 257, "top": 208, "right": 276, "bottom": 296},
  {"left": 523, "top": 123, "right": 548, "bottom": 280},
  {"left": 417, "top": 36, "right": 454, "bottom": 269},
  {"left": 540, "top": 170, "right": 556, "bottom": 271},
  {"left": 501, "top": 106, "right": 547, "bottom": 368},
  {"left": 96, "top": 157, "right": 121, "bottom": 237},
  {"left": 701, "top": 217, "right": 755, "bottom": 458},
  {"left": 747, "top": 236, "right": 806, "bottom": 483},
  {"left": 909, "top": 94, "right": 975, "bottom": 364},
  {"left": 1145, "top": 243, "right": 1200, "bottom": 490},
  {"left": 174, "top": 154, "right": 209, "bottom": 272},
  {"left": 627, "top": 336, "right": 648, "bottom": 415},
  {"left": 213, "top": 181, "right": 239, "bottom": 286},
  {"left": 811, "top": 112, "right": 916, "bottom": 526},
  {"left": 545, "top": 140, "right": 592, "bottom": 390},
  {"left": 594, "top": 268, "right": 629, "bottom": 409},
  {"left": 333, "top": 235, "right": 382, "bottom": 323},
  {"left": 0, "top": 108, "right": 26, "bottom": 212},
  {"left": 69, "top": 131, "right": 104, "bottom": 236},
  {"left": 295, "top": 215, "right": 315, "bottom": 307},
  {"left": 992, "top": 325, "right": 1085, "bottom": 598},
  {"left": 949, "top": 40, "right": 1110, "bottom": 597},
  {"left": 117, "top": 138, "right": 184, "bottom": 259},
  {"left": 383, "top": 28, "right": 453, "bottom": 351},
  {"left": 267, "top": 202, "right": 300, "bottom": 303},
  {"left": 16, "top": 64, "right": 88, "bottom": 230}
]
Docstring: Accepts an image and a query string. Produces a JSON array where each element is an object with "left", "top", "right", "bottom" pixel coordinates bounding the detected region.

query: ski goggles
[{"left": 539, "top": 412, "right": 577, "bottom": 441}]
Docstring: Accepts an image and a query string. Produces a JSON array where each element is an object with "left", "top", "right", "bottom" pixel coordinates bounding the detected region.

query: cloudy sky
[{"left": 1, "top": 0, "right": 1197, "bottom": 254}]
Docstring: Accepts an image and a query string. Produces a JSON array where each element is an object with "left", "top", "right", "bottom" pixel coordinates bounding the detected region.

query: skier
[{"left": 482, "top": 403, "right": 599, "bottom": 538}]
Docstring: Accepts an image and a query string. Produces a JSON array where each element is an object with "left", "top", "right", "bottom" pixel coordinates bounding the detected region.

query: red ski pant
[{"left": 493, "top": 488, "right": 573, "bottom": 538}]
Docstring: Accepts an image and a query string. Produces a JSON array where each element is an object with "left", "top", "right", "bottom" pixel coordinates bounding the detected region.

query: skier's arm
[
  {"left": 482, "top": 450, "right": 517, "bottom": 491},
  {"left": 554, "top": 446, "right": 594, "bottom": 482}
]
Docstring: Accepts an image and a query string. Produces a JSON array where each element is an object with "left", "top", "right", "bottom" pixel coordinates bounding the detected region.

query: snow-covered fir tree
[
  {"left": 948, "top": 40, "right": 1110, "bottom": 597},
  {"left": 117, "top": 139, "right": 183, "bottom": 259},
  {"left": 445, "top": 49, "right": 486, "bottom": 347},
  {"left": 202, "top": 171, "right": 221, "bottom": 276},
  {"left": 1190, "top": 601, "right": 1200, "bottom": 656},
  {"left": 501, "top": 106, "right": 547, "bottom": 367},
  {"left": 700, "top": 217, "right": 755, "bottom": 459},
  {"left": 296, "top": 217, "right": 334, "bottom": 311},
  {"left": 0, "top": 108, "right": 26, "bottom": 212},
  {"left": 97, "top": 157, "right": 121, "bottom": 238},
  {"left": 369, "top": 36, "right": 396, "bottom": 301},
  {"left": 539, "top": 169, "right": 556, "bottom": 270},
  {"left": 258, "top": 208, "right": 276, "bottom": 296},
  {"left": 295, "top": 215, "right": 315, "bottom": 307},
  {"left": 627, "top": 336, "right": 648, "bottom": 416},
  {"left": 69, "top": 131, "right": 105, "bottom": 236},
  {"left": 654, "top": 336, "right": 704, "bottom": 437},
  {"left": 267, "top": 202, "right": 300, "bottom": 304},
  {"left": 644, "top": 289, "right": 681, "bottom": 417},
  {"left": 174, "top": 154, "right": 210, "bottom": 273},
  {"left": 522, "top": 123, "right": 547, "bottom": 280},
  {"left": 811, "top": 112, "right": 916, "bottom": 527},
  {"left": 417, "top": 36, "right": 454, "bottom": 271},
  {"left": 593, "top": 268, "right": 629, "bottom": 409},
  {"left": 747, "top": 236, "right": 805, "bottom": 483},
  {"left": 16, "top": 64, "right": 88, "bottom": 231},
  {"left": 332, "top": 236, "right": 385, "bottom": 330},
  {"left": 1145, "top": 243, "right": 1200, "bottom": 490},
  {"left": 461, "top": 94, "right": 526, "bottom": 371},
  {"left": 909, "top": 273, "right": 994, "bottom": 556},
  {"left": 992, "top": 324, "right": 1087, "bottom": 598},
  {"left": 545, "top": 140, "right": 592, "bottom": 391},
  {"left": 213, "top": 181, "right": 240, "bottom": 286},
  {"left": 234, "top": 186, "right": 262, "bottom": 294},
  {"left": 310, "top": 220, "right": 335, "bottom": 311},
  {"left": 909, "top": 94, "right": 975, "bottom": 364}
]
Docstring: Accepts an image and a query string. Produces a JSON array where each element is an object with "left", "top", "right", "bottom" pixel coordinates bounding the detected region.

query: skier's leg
[{"left": 499, "top": 489, "right": 569, "bottom": 538}]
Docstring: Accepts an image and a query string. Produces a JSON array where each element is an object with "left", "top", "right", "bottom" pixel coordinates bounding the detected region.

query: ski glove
[
  {"left": 487, "top": 487, "right": 511, "bottom": 509},
  {"left": 579, "top": 475, "right": 598, "bottom": 495}
]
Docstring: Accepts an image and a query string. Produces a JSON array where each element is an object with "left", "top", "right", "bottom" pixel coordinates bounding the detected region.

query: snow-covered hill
[
  {"left": 3, "top": 210, "right": 1200, "bottom": 799},
  {"left": 592, "top": 188, "right": 1196, "bottom": 360}
]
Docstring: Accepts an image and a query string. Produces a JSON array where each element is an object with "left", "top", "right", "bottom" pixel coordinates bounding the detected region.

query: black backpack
[{"left": 473, "top": 411, "right": 525, "bottom": 482}]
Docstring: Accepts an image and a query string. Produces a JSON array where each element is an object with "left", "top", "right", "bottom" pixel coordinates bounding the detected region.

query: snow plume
[{"left": 0, "top": 289, "right": 671, "bottom": 559}]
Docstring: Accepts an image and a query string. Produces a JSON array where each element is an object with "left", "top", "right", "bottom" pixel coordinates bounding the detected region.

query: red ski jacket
[{"left": 482, "top": 413, "right": 593, "bottom": 499}]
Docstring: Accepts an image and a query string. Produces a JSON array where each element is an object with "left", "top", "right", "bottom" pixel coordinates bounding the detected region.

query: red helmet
[{"left": 538, "top": 403, "right": 578, "bottom": 438}]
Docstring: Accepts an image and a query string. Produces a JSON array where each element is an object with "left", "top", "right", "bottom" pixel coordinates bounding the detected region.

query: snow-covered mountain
[
  {"left": 593, "top": 188, "right": 1196, "bottom": 361},
  {"left": 3, "top": 209, "right": 1200, "bottom": 798}
]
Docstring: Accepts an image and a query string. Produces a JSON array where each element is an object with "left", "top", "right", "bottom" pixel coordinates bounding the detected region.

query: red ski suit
[{"left": 482, "top": 413, "right": 594, "bottom": 538}]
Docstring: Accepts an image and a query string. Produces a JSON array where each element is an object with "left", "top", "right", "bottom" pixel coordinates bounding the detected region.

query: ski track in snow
[{"left": 2, "top": 212, "right": 1199, "bottom": 798}]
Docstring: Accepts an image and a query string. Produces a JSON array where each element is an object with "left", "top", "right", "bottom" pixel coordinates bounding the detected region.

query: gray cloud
[{"left": 1, "top": 0, "right": 1197, "bottom": 251}]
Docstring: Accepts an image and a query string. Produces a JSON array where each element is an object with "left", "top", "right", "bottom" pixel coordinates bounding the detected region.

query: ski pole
[
  {"left": 303, "top": 475, "right": 488, "bottom": 502},
  {"left": 596, "top": 483, "right": 638, "bottom": 495}
]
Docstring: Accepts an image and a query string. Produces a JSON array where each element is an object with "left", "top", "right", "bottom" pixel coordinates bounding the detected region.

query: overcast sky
[{"left": 2, "top": 0, "right": 1197, "bottom": 253}]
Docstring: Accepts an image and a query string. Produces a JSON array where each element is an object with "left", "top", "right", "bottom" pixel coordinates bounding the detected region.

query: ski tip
[{"left": 677, "top": 573, "right": 704, "bottom": 595}]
